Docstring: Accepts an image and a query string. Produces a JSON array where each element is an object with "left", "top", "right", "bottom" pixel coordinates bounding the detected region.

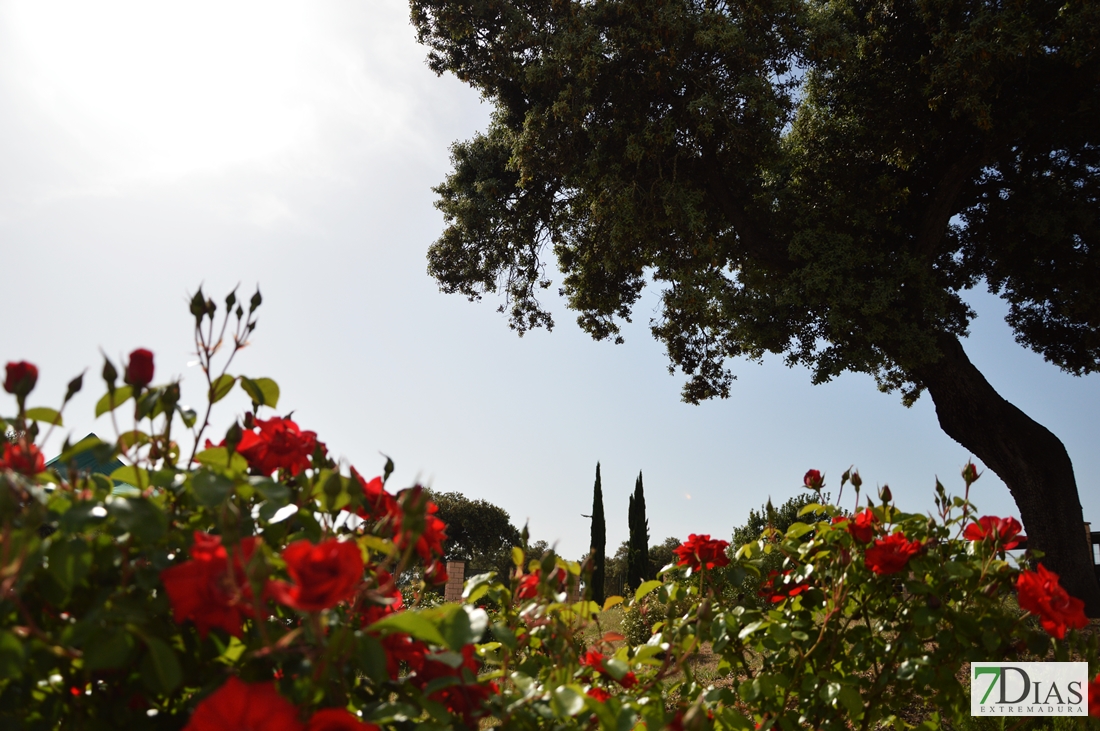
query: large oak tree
[{"left": 410, "top": 0, "right": 1100, "bottom": 610}]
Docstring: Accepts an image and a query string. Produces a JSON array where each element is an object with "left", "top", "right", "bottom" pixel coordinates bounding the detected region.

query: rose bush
[{"left": 1, "top": 288, "right": 1098, "bottom": 730}]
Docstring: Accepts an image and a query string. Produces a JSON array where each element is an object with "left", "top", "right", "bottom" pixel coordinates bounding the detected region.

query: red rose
[
  {"left": 238, "top": 417, "right": 318, "bottom": 476},
  {"left": 0, "top": 439, "right": 45, "bottom": 476},
  {"left": 4, "top": 361, "right": 38, "bottom": 397},
  {"left": 586, "top": 687, "right": 611, "bottom": 702},
  {"left": 1088, "top": 673, "right": 1099, "bottom": 717},
  {"left": 846, "top": 509, "right": 876, "bottom": 543},
  {"left": 759, "top": 569, "right": 810, "bottom": 604},
  {"left": 306, "top": 708, "right": 380, "bottom": 731},
  {"left": 1015, "top": 564, "right": 1088, "bottom": 639},
  {"left": 124, "top": 348, "right": 154, "bottom": 387},
  {"left": 864, "top": 532, "right": 922, "bottom": 575},
  {"left": 161, "top": 533, "right": 262, "bottom": 637},
  {"left": 516, "top": 572, "right": 539, "bottom": 600},
  {"left": 673, "top": 534, "right": 731, "bottom": 571},
  {"left": 803, "top": 469, "right": 823, "bottom": 490},
  {"left": 580, "top": 649, "right": 606, "bottom": 672},
  {"left": 963, "top": 516, "right": 1025, "bottom": 550},
  {"left": 961, "top": 462, "right": 980, "bottom": 484},
  {"left": 515, "top": 566, "right": 566, "bottom": 600},
  {"left": 378, "top": 633, "right": 429, "bottom": 679},
  {"left": 350, "top": 468, "right": 399, "bottom": 522},
  {"left": 580, "top": 649, "right": 636, "bottom": 687},
  {"left": 268, "top": 539, "right": 364, "bottom": 612},
  {"left": 183, "top": 677, "right": 303, "bottom": 731}
]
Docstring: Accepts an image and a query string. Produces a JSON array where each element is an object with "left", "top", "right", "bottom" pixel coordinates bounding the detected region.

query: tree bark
[{"left": 916, "top": 334, "right": 1100, "bottom": 616}]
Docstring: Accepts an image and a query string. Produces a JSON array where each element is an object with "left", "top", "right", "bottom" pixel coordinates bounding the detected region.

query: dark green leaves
[
  {"left": 190, "top": 469, "right": 235, "bottom": 507},
  {"left": 83, "top": 626, "right": 135, "bottom": 671},
  {"left": 47, "top": 538, "right": 91, "bottom": 593},
  {"left": 107, "top": 497, "right": 167, "bottom": 543},
  {"left": 0, "top": 631, "right": 25, "bottom": 679},
  {"left": 138, "top": 635, "right": 182, "bottom": 694}
]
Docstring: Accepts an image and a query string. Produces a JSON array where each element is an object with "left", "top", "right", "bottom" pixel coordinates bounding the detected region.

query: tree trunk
[{"left": 916, "top": 334, "right": 1100, "bottom": 616}]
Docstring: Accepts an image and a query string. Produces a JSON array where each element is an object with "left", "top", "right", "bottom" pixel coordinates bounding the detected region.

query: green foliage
[{"left": 730, "top": 492, "right": 829, "bottom": 607}]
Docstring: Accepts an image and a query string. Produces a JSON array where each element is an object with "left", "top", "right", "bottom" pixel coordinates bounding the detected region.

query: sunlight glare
[{"left": 8, "top": 0, "right": 319, "bottom": 178}]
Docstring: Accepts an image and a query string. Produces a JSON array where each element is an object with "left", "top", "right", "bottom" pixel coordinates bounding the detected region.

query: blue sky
[{"left": 2, "top": 0, "right": 1097, "bottom": 561}]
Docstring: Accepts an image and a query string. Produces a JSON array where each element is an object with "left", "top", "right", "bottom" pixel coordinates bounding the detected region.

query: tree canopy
[
  {"left": 411, "top": 0, "right": 1100, "bottom": 611},
  {"left": 427, "top": 490, "right": 521, "bottom": 576}
]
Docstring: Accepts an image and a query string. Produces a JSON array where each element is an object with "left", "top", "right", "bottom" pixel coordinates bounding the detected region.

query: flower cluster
[
  {"left": 1015, "top": 563, "right": 1089, "bottom": 639},
  {"left": 4, "top": 295, "right": 1098, "bottom": 731},
  {"left": 963, "top": 515, "right": 1025, "bottom": 550},
  {"left": 864, "top": 532, "right": 923, "bottom": 575},
  {"left": 673, "top": 534, "right": 731, "bottom": 572}
]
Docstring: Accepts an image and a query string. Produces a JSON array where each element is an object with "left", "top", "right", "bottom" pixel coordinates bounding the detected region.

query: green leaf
[
  {"left": 24, "top": 407, "right": 63, "bottom": 426},
  {"left": 190, "top": 470, "right": 235, "bottom": 507},
  {"left": 195, "top": 447, "right": 249, "bottom": 475},
  {"left": 942, "top": 561, "right": 974, "bottom": 578},
  {"left": 178, "top": 406, "right": 198, "bottom": 428},
  {"left": 786, "top": 522, "right": 814, "bottom": 539},
  {"left": 110, "top": 465, "right": 148, "bottom": 490},
  {"left": 60, "top": 502, "right": 108, "bottom": 533},
  {"left": 797, "top": 503, "right": 825, "bottom": 517},
  {"left": 603, "top": 657, "right": 631, "bottom": 681},
  {"left": 357, "top": 632, "right": 389, "bottom": 683},
  {"left": 251, "top": 477, "right": 290, "bottom": 505},
  {"left": 108, "top": 497, "right": 167, "bottom": 543},
  {"left": 635, "top": 580, "right": 662, "bottom": 602},
  {"left": 551, "top": 685, "right": 586, "bottom": 717},
  {"left": 95, "top": 386, "right": 133, "bottom": 417},
  {"left": 436, "top": 605, "right": 487, "bottom": 651},
  {"left": 83, "top": 627, "right": 134, "bottom": 671},
  {"left": 0, "top": 631, "right": 25, "bottom": 679},
  {"left": 240, "top": 376, "right": 280, "bottom": 409},
  {"left": 738, "top": 620, "right": 767, "bottom": 640},
  {"left": 209, "top": 374, "right": 236, "bottom": 403},
  {"left": 47, "top": 538, "right": 91, "bottom": 593},
  {"left": 367, "top": 611, "right": 448, "bottom": 648},
  {"left": 139, "top": 635, "right": 182, "bottom": 693},
  {"left": 838, "top": 685, "right": 863, "bottom": 718},
  {"left": 118, "top": 430, "right": 150, "bottom": 451}
]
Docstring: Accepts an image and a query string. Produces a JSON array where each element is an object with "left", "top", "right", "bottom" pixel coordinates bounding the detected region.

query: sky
[{"left": 2, "top": 0, "right": 1098, "bottom": 562}]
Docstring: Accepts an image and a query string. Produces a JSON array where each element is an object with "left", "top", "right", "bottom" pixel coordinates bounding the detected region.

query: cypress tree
[
  {"left": 589, "top": 463, "right": 606, "bottom": 604},
  {"left": 626, "top": 471, "right": 651, "bottom": 590}
]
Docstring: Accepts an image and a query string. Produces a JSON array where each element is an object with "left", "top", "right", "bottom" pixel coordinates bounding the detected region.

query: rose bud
[
  {"left": 4, "top": 361, "right": 38, "bottom": 397},
  {"left": 124, "top": 349, "right": 155, "bottom": 388}
]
